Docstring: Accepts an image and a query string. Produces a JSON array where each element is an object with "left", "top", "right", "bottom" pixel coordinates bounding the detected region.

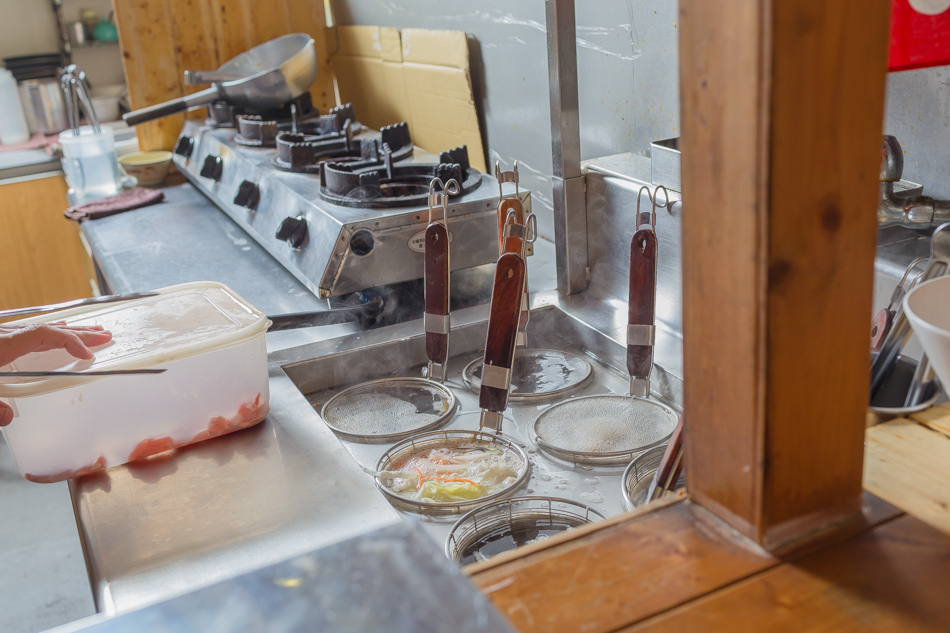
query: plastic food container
[{"left": 0, "top": 282, "right": 271, "bottom": 483}]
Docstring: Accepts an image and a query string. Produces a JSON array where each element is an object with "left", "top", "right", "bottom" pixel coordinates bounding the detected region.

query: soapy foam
[
  {"left": 536, "top": 396, "right": 676, "bottom": 454},
  {"left": 325, "top": 386, "right": 450, "bottom": 436}
]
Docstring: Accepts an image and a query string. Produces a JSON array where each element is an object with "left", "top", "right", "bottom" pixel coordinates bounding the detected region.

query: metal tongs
[
  {"left": 477, "top": 207, "right": 535, "bottom": 433},
  {"left": 61, "top": 64, "right": 100, "bottom": 134},
  {"left": 423, "top": 178, "right": 460, "bottom": 383},
  {"left": 628, "top": 185, "right": 671, "bottom": 397},
  {"left": 871, "top": 256, "right": 928, "bottom": 351},
  {"left": 646, "top": 414, "right": 685, "bottom": 502},
  {"left": 0, "top": 292, "right": 158, "bottom": 320},
  {"left": 495, "top": 162, "right": 536, "bottom": 348},
  {"left": 871, "top": 223, "right": 950, "bottom": 403}
]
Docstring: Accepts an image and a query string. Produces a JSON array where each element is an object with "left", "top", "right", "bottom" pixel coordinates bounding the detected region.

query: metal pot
[
  {"left": 19, "top": 79, "right": 70, "bottom": 135},
  {"left": 123, "top": 33, "right": 317, "bottom": 126}
]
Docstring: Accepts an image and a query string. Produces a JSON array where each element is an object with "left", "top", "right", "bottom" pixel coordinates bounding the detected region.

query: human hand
[{"left": 0, "top": 323, "right": 113, "bottom": 426}]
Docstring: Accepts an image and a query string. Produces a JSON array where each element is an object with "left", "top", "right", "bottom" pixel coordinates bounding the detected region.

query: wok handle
[
  {"left": 424, "top": 221, "right": 450, "bottom": 374},
  {"left": 123, "top": 87, "right": 221, "bottom": 127},
  {"left": 267, "top": 297, "right": 384, "bottom": 331},
  {"left": 184, "top": 70, "right": 248, "bottom": 85},
  {"left": 479, "top": 252, "right": 526, "bottom": 430},
  {"left": 627, "top": 228, "right": 658, "bottom": 393}
]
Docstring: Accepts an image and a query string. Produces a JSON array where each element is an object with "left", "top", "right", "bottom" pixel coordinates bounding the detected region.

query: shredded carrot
[
  {"left": 414, "top": 467, "right": 424, "bottom": 490},
  {"left": 421, "top": 476, "right": 479, "bottom": 486}
]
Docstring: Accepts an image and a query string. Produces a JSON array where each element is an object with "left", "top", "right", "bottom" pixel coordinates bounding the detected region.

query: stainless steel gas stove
[{"left": 171, "top": 104, "right": 529, "bottom": 299}]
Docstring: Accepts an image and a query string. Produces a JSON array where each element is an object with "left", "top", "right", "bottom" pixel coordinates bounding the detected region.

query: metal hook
[
  {"left": 636, "top": 185, "right": 676, "bottom": 231},
  {"left": 495, "top": 160, "right": 520, "bottom": 200},
  {"left": 525, "top": 213, "right": 538, "bottom": 244},
  {"left": 428, "top": 178, "right": 460, "bottom": 225},
  {"left": 635, "top": 185, "right": 656, "bottom": 231},
  {"left": 502, "top": 210, "right": 537, "bottom": 256}
]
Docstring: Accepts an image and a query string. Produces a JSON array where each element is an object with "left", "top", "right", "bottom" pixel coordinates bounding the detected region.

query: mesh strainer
[
  {"left": 374, "top": 430, "right": 529, "bottom": 515},
  {"left": 319, "top": 377, "right": 457, "bottom": 442},
  {"left": 461, "top": 348, "right": 594, "bottom": 401},
  {"left": 533, "top": 187, "right": 678, "bottom": 465},
  {"left": 445, "top": 496, "right": 606, "bottom": 564},
  {"left": 533, "top": 394, "right": 677, "bottom": 464},
  {"left": 621, "top": 444, "right": 685, "bottom": 510}
]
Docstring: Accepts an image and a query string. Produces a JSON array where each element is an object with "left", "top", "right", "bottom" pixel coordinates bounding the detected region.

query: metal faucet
[{"left": 878, "top": 135, "right": 950, "bottom": 228}]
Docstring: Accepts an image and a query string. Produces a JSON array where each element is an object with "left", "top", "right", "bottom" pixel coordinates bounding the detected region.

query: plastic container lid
[{"left": 0, "top": 282, "right": 270, "bottom": 397}]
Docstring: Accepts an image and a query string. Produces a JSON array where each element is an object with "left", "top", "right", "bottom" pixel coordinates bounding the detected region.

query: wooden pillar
[{"left": 680, "top": 0, "right": 891, "bottom": 550}]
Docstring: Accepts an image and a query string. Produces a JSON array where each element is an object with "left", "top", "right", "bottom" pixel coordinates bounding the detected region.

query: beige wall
[{"left": 0, "top": 0, "right": 60, "bottom": 59}]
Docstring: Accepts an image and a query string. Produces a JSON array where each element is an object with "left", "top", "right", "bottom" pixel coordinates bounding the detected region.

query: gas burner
[
  {"left": 206, "top": 102, "right": 239, "bottom": 128},
  {"left": 319, "top": 145, "right": 481, "bottom": 209},
  {"left": 274, "top": 119, "right": 412, "bottom": 174},
  {"left": 234, "top": 101, "right": 349, "bottom": 148},
  {"left": 205, "top": 93, "right": 319, "bottom": 131},
  {"left": 234, "top": 115, "right": 281, "bottom": 146}
]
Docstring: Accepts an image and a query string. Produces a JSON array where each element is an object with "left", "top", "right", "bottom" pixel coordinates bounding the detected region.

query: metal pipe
[{"left": 546, "top": 0, "right": 589, "bottom": 295}]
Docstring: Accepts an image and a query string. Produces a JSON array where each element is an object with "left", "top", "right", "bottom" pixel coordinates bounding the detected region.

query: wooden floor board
[
  {"left": 471, "top": 494, "right": 899, "bottom": 633},
  {"left": 622, "top": 515, "right": 950, "bottom": 632}
]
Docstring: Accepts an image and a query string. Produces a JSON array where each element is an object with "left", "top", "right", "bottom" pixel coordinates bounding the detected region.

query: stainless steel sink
[{"left": 273, "top": 299, "right": 683, "bottom": 552}]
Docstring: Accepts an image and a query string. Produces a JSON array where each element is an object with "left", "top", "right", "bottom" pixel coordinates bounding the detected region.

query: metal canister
[{"left": 18, "top": 79, "right": 70, "bottom": 135}]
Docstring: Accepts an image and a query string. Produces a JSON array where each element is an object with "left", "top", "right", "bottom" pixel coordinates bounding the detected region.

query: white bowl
[
  {"left": 90, "top": 95, "right": 120, "bottom": 122},
  {"left": 903, "top": 276, "right": 950, "bottom": 394},
  {"left": 119, "top": 150, "right": 172, "bottom": 187}
]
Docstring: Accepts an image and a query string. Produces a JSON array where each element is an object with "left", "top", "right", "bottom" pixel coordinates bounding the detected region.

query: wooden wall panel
[
  {"left": 169, "top": 0, "right": 218, "bottom": 111},
  {"left": 113, "top": 0, "right": 335, "bottom": 151},
  {"left": 113, "top": 0, "right": 186, "bottom": 153},
  {"left": 680, "top": 0, "right": 891, "bottom": 549}
]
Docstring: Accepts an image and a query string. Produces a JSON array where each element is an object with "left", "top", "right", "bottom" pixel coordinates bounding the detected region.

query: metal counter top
[
  {"left": 47, "top": 522, "right": 516, "bottom": 633},
  {"left": 0, "top": 149, "right": 60, "bottom": 182},
  {"left": 79, "top": 184, "right": 355, "bottom": 354},
  {"left": 74, "top": 185, "right": 399, "bottom": 614},
  {"left": 72, "top": 181, "right": 564, "bottom": 615}
]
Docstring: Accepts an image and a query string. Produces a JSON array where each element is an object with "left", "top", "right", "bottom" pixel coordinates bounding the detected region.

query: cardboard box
[{"left": 330, "top": 26, "right": 486, "bottom": 173}]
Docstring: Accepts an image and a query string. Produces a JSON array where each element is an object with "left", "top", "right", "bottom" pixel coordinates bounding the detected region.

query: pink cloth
[
  {"left": 64, "top": 187, "right": 165, "bottom": 222},
  {"left": 0, "top": 133, "right": 57, "bottom": 153}
]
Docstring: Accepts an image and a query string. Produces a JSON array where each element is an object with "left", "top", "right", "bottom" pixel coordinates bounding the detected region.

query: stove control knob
[
  {"left": 173, "top": 135, "right": 194, "bottom": 159},
  {"left": 276, "top": 216, "right": 308, "bottom": 248},
  {"left": 233, "top": 180, "right": 261, "bottom": 211},
  {"left": 200, "top": 155, "right": 223, "bottom": 181}
]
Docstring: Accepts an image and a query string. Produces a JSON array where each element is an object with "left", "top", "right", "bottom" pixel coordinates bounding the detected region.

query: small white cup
[{"left": 904, "top": 276, "right": 950, "bottom": 393}]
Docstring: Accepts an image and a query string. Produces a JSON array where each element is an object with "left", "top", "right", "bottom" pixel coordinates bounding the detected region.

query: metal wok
[{"left": 123, "top": 33, "right": 317, "bottom": 126}]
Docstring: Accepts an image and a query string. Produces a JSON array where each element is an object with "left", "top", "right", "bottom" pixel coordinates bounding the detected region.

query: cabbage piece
[
  {"left": 478, "top": 462, "right": 518, "bottom": 486},
  {"left": 418, "top": 479, "right": 487, "bottom": 502}
]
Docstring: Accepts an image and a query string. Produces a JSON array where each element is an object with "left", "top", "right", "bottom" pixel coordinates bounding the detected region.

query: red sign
[{"left": 890, "top": 0, "right": 950, "bottom": 71}]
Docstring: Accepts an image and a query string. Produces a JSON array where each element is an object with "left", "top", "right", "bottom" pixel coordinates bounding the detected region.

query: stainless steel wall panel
[{"left": 330, "top": 0, "right": 681, "bottom": 243}]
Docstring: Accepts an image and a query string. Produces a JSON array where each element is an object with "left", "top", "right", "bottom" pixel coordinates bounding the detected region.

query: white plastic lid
[{"left": 0, "top": 282, "right": 270, "bottom": 397}]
